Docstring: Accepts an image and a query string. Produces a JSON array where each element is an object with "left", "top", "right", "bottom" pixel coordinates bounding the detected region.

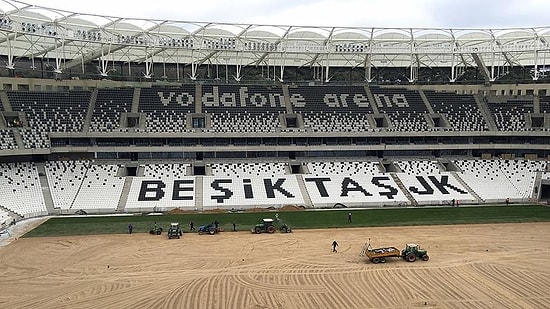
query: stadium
[{"left": 0, "top": 1, "right": 550, "bottom": 308}]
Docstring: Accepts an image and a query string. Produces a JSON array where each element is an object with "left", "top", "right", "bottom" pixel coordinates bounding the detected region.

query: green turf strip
[{"left": 22, "top": 205, "right": 550, "bottom": 237}]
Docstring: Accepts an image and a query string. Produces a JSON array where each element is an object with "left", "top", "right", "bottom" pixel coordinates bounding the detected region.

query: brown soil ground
[{"left": 1, "top": 222, "right": 549, "bottom": 309}]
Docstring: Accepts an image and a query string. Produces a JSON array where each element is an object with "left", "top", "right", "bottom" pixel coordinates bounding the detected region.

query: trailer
[
  {"left": 360, "top": 242, "right": 402, "bottom": 263},
  {"left": 360, "top": 240, "right": 430, "bottom": 263}
]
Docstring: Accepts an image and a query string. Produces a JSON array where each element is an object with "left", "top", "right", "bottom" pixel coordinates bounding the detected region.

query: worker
[
  {"left": 332, "top": 240, "right": 339, "bottom": 253},
  {"left": 348, "top": 212, "right": 352, "bottom": 223},
  {"left": 128, "top": 223, "right": 133, "bottom": 234},
  {"left": 189, "top": 221, "right": 195, "bottom": 230},
  {"left": 232, "top": 222, "right": 236, "bottom": 231}
]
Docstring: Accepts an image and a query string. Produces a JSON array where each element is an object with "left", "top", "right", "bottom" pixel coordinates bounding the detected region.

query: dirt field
[{"left": 1, "top": 222, "right": 549, "bottom": 309}]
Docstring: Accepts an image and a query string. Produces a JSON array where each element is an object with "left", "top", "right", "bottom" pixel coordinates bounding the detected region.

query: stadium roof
[{"left": 1, "top": 0, "right": 550, "bottom": 81}]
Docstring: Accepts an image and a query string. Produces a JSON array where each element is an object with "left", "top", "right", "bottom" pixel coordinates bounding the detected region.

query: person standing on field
[{"left": 332, "top": 240, "right": 339, "bottom": 253}]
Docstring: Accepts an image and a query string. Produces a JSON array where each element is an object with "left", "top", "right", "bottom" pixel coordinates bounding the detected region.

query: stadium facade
[{"left": 0, "top": 1, "right": 550, "bottom": 222}]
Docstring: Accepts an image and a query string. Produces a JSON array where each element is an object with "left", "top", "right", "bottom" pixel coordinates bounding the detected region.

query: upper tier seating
[
  {"left": 139, "top": 86, "right": 195, "bottom": 132},
  {"left": 90, "top": 88, "right": 134, "bottom": 132},
  {"left": 424, "top": 91, "right": 488, "bottom": 131},
  {"left": 454, "top": 159, "right": 545, "bottom": 202},
  {"left": 289, "top": 85, "right": 373, "bottom": 132},
  {"left": 487, "top": 99, "right": 533, "bottom": 131},
  {"left": 370, "top": 88, "right": 430, "bottom": 131},
  {"left": 0, "top": 102, "right": 17, "bottom": 150},
  {"left": 7, "top": 91, "right": 90, "bottom": 148},
  {"left": 0, "top": 162, "right": 47, "bottom": 217},
  {"left": 202, "top": 85, "right": 285, "bottom": 133}
]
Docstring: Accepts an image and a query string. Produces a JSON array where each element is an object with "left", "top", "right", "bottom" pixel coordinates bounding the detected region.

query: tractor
[
  {"left": 251, "top": 218, "right": 277, "bottom": 234},
  {"left": 167, "top": 223, "right": 183, "bottom": 239},
  {"left": 401, "top": 243, "right": 429, "bottom": 262},
  {"left": 198, "top": 223, "right": 222, "bottom": 235},
  {"left": 149, "top": 223, "right": 163, "bottom": 235},
  {"left": 279, "top": 223, "right": 292, "bottom": 233}
]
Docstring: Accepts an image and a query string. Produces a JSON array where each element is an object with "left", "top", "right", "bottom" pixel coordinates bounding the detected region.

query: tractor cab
[{"left": 405, "top": 243, "right": 419, "bottom": 253}]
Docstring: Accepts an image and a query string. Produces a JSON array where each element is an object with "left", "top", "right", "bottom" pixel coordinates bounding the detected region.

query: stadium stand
[
  {"left": 453, "top": 159, "right": 544, "bottom": 202},
  {"left": 45, "top": 160, "right": 90, "bottom": 209},
  {"left": 486, "top": 98, "right": 533, "bottom": 131},
  {"left": 0, "top": 162, "right": 47, "bottom": 217},
  {"left": 7, "top": 90, "right": 90, "bottom": 148},
  {"left": 202, "top": 85, "right": 285, "bottom": 133},
  {"left": 370, "top": 87, "right": 430, "bottom": 131},
  {"left": 138, "top": 86, "right": 195, "bottom": 132},
  {"left": 288, "top": 85, "right": 373, "bottom": 132},
  {"left": 70, "top": 164, "right": 124, "bottom": 211},
  {"left": 424, "top": 91, "right": 488, "bottom": 131},
  {"left": 90, "top": 88, "right": 134, "bottom": 132}
]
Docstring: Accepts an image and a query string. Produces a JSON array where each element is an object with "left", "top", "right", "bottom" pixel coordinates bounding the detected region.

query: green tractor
[
  {"left": 167, "top": 223, "right": 183, "bottom": 239},
  {"left": 149, "top": 223, "right": 163, "bottom": 235},
  {"left": 251, "top": 218, "right": 277, "bottom": 234},
  {"left": 401, "top": 243, "right": 429, "bottom": 262}
]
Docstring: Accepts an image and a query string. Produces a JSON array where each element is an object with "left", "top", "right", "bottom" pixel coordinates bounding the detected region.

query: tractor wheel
[
  {"left": 156, "top": 230, "right": 162, "bottom": 235},
  {"left": 199, "top": 230, "right": 204, "bottom": 235},
  {"left": 372, "top": 257, "right": 380, "bottom": 264},
  {"left": 267, "top": 226, "right": 276, "bottom": 233},
  {"left": 380, "top": 258, "right": 386, "bottom": 263},
  {"left": 209, "top": 228, "right": 216, "bottom": 235},
  {"left": 254, "top": 227, "right": 262, "bottom": 234},
  {"left": 422, "top": 255, "right": 429, "bottom": 261},
  {"left": 406, "top": 253, "right": 416, "bottom": 262}
]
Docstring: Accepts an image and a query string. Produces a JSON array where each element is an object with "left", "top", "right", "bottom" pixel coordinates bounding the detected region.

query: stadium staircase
[
  {"left": 295, "top": 174, "right": 313, "bottom": 208},
  {"left": 532, "top": 172, "right": 542, "bottom": 201},
  {"left": 282, "top": 84, "right": 293, "bottom": 113},
  {"left": 131, "top": 88, "right": 141, "bottom": 113},
  {"left": 0, "top": 91, "right": 12, "bottom": 111},
  {"left": 364, "top": 86, "right": 380, "bottom": 114},
  {"left": 82, "top": 89, "right": 97, "bottom": 132},
  {"left": 474, "top": 95, "right": 497, "bottom": 131},
  {"left": 390, "top": 173, "right": 417, "bottom": 206},
  {"left": 0, "top": 205, "right": 22, "bottom": 220},
  {"left": 450, "top": 171, "right": 483, "bottom": 203},
  {"left": 195, "top": 84, "right": 202, "bottom": 113},
  {"left": 12, "top": 128, "right": 24, "bottom": 149},
  {"left": 116, "top": 176, "right": 133, "bottom": 212},
  {"left": 34, "top": 162, "right": 56, "bottom": 214},
  {"left": 418, "top": 90, "right": 436, "bottom": 114},
  {"left": 533, "top": 95, "right": 540, "bottom": 113},
  {"left": 194, "top": 176, "right": 203, "bottom": 211}
]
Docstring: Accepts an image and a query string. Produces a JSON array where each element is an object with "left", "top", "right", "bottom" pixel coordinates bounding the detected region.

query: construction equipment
[
  {"left": 251, "top": 218, "right": 277, "bottom": 234},
  {"left": 360, "top": 242, "right": 402, "bottom": 264},
  {"left": 198, "top": 223, "right": 223, "bottom": 235},
  {"left": 279, "top": 223, "right": 292, "bottom": 233},
  {"left": 149, "top": 223, "right": 163, "bottom": 235},
  {"left": 401, "top": 243, "right": 429, "bottom": 262},
  {"left": 167, "top": 223, "right": 182, "bottom": 239},
  {"left": 360, "top": 240, "right": 429, "bottom": 263}
]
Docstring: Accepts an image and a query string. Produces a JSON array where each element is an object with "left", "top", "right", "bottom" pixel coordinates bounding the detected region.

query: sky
[{"left": 11, "top": 0, "right": 550, "bottom": 29}]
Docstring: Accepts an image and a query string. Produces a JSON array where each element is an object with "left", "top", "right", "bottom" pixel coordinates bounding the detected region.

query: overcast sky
[{"left": 14, "top": 0, "right": 550, "bottom": 29}]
